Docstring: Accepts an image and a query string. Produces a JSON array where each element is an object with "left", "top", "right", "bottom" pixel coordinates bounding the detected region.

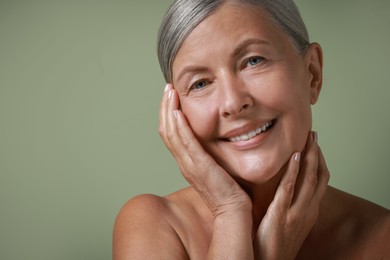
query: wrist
[
  {"left": 213, "top": 211, "right": 253, "bottom": 233},
  {"left": 209, "top": 212, "right": 254, "bottom": 260}
]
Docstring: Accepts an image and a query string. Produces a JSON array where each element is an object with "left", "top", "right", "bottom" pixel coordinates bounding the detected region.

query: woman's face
[{"left": 171, "top": 4, "right": 322, "bottom": 184}]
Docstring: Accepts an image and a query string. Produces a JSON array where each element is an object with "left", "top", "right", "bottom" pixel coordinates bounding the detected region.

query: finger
[
  {"left": 174, "top": 109, "right": 214, "bottom": 169},
  {"left": 271, "top": 152, "right": 301, "bottom": 212},
  {"left": 174, "top": 109, "right": 246, "bottom": 208},
  {"left": 173, "top": 109, "right": 220, "bottom": 182},
  {"left": 164, "top": 89, "right": 209, "bottom": 176},
  {"left": 159, "top": 84, "right": 171, "bottom": 126},
  {"left": 158, "top": 85, "right": 196, "bottom": 180},
  {"left": 158, "top": 84, "right": 172, "bottom": 144},
  {"left": 159, "top": 88, "right": 205, "bottom": 192},
  {"left": 312, "top": 146, "right": 330, "bottom": 202},
  {"left": 161, "top": 86, "right": 181, "bottom": 152},
  {"left": 165, "top": 88, "right": 185, "bottom": 150},
  {"left": 292, "top": 131, "right": 319, "bottom": 207}
]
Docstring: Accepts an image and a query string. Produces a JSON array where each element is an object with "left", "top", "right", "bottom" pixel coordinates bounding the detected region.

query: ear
[{"left": 304, "top": 43, "right": 323, "bottom": 105}]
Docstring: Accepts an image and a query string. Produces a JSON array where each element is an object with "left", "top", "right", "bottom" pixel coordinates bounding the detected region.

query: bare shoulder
[
  {"left": 324, "top": 187, "right": 390, "bottom": 259},
  {"left": 359, "top": 206, "right": 390, "bottom": 258},
  {"left": 113, "top": 194, "right": 189, "bottom": 260}
]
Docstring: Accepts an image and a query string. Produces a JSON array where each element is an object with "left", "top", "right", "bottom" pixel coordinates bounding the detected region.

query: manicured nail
[
  {"left": 168, "top": 89, "right": 173, "bottom": 99},
  {"left": 313, "top": 132, "right": 318, "bottom": 143},
  {"left": 164, "top": 84, "right": 170, "bottom": 92},
  {"left": 294, "top": 152, "right": 301, "bottom": 162}
]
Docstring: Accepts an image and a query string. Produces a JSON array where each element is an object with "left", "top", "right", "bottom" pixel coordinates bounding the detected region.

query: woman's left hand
[{"left": 254, "top": 132, "right": 330, "bottom": 260}]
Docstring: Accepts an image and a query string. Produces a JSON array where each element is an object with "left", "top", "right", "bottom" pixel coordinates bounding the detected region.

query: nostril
[
  {"left": 222, "top": 111, "right": 230, "bottom": 117},
  {"left": 222, "top": 103, "right": 251, "bottom": 117},
  {"left": 241, "top": 104, "right": 249, "bottom": 111}
]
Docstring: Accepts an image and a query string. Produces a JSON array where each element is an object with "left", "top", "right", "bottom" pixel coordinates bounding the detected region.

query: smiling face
[{"left": 171, "top": 3, "right": 322, "bottom": 185}]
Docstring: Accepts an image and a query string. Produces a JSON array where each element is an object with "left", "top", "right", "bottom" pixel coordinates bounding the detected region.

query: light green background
[{"left": 1, "top": 1, "right": 389, "bottom": 259}]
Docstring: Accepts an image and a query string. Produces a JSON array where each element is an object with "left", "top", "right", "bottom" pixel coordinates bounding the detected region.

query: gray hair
[{"left": 157, "top": 0, "right": 310, "bottom": 83}]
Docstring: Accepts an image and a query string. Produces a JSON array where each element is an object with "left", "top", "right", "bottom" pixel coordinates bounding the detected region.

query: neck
[{"left": 240, "top": 172, "right": 283, "bottom": 232}]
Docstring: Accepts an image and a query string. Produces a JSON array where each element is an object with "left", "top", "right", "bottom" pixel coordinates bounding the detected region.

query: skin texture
[
  {"left": 171, "top": 4, "right": 317, "bottom": 187},
  {"left": 113, "top": 3, "right": 390, "bottom": 260}
]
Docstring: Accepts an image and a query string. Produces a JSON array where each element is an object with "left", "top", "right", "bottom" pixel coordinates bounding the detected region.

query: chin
[{"left": 220, "top": 151, "right": 290, "bottom": 185}]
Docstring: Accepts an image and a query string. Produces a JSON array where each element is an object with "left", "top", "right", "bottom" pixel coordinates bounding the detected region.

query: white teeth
[
  {"left": 228, "top": 121, "right": 273, "bottom": 142},
  {"left": 241, "top": 134, "right": 249, "bottom": 141},
  {"left": 248, "top": 130, "right": 257, "bottom": 138}
]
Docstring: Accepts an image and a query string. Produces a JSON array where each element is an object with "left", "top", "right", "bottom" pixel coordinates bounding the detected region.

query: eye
[
  {"left": 190, "top": 79, "right": 208, "bottom": 91},
  {"left": 246, "top": 56, "right": 264, "bottom": 67}
]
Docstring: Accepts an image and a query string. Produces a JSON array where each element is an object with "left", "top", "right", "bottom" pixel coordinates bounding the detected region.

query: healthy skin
[{"left": 113, "top": 3, "right": 390, "bottom": 259}]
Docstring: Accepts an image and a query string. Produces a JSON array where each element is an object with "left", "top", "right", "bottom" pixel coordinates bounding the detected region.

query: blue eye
[
  {"left": 247, "top": 56, "right": 264, "bottom": 67},
  {"left": 191, "top": 80, "right": 208, "bottom": 90}
]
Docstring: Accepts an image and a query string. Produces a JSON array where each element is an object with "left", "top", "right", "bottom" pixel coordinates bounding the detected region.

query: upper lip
[{"left": 220, "top": 119, "right": 276, "bottom": 140}]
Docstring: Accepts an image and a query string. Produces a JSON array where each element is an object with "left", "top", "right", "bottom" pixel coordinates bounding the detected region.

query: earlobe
[{"left": 306, "top": 43, "right": 323, "bottom": 105}]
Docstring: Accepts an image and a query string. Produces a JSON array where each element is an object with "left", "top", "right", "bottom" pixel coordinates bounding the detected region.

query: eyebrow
[
  {"left": 232, "top": 38, "right": 270, "bottom": 57},
  {"left": 176, "top": 66, "right": 209, "bottom": 83},
  {"left": 175, "top": 38, "right": 270, "bottom": 82}
]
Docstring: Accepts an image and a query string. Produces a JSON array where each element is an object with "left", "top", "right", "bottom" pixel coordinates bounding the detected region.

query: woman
[{"left": 113, "top": 0, "right": 390, "bottom": 259}]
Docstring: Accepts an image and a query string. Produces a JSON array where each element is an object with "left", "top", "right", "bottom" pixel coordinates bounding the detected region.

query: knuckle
[
  {"left": 307, "top": 174, "right": 318, "bottom": 186},
  {"left": 165, "top": 131, "right": 175, "bottom": 142},
  {"left": 287, "top": 211, "right": 299, "bottom": 226},
  {"left": 288, "top": 206, "right": 318, "bottom": 228},
  {"left": 181, "top": 135, "right": 192, "bottom": 149},
  {"left": 283, "top": 182, "right": 295, "bottom": 196}
]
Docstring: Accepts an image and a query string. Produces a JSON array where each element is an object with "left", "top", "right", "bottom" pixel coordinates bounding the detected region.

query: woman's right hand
[
  {"left": 160, "top": 84, "right": 256, "bottom": 259},
  {"left": 159, "top": 84, "right": 252, "bottom": 218}
]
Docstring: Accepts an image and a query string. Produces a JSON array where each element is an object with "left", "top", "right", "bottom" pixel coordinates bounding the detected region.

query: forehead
[
  {"left": 192, "top": 3, "right": 279, "bottom": 38},
  {"left": 172, "top": 3, "right": 293, "bottom": 76}
]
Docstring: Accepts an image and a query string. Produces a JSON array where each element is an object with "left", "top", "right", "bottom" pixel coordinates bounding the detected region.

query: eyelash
[
  {"left": 187, "top": 56, "right": 265, "bottom": 92},
  {"left": 244, "top": 56, "right": 265, "bottom": 68},
  {"left": 189, "top": 79, "right": 209, "bottom": 91}
]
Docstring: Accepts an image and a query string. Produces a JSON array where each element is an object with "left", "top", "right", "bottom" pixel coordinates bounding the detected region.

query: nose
[{"left": 219, "top": 76, "right": 254, "bottom": 118}]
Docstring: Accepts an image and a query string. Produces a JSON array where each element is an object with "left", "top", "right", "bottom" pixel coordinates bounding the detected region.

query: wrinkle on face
[{"left": 170, "top": 3, "right": 320, "bottom": 185}]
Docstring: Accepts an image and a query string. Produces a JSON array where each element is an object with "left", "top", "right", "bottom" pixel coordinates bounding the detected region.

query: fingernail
[
  {"left": 173, "top": 110, "right": 178, "bottom": 118},
  {"left": 313, "top": 132, "right": 318, "bottom": 143},
  {"left": 164, "top": 84, "right": 169, "bottom": 92},
  {"left": 168, "top": 89, "right": 173, "bottom": 99},
  {"left": 294, "top": 152, "right": 301, "bottom": 162}
]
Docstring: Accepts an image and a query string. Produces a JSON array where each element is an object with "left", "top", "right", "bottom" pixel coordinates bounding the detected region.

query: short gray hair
[{"left": 157, "top": 0, "right": 309, "bottom": 83}]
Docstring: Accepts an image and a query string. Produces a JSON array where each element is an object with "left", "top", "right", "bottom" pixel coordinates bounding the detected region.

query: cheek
[
  {"left": 180, "top": 98, "right": 218, "bottom": 141},
  {"left": 248, "top": 72, "right": 310, "bottom": 116},
  {"left": 251, "top": 73, "right": 312, "bottom": 147},
  {"left": 283, "top": 93, "right": 313, "bottom": 152},
  {"left": 268, "top": 68, "right": 312, "bottom": 116}
]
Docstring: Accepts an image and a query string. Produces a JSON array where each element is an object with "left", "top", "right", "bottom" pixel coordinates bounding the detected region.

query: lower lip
[{"left": 227, "top": 124, "right": 274, "bottom": 150}]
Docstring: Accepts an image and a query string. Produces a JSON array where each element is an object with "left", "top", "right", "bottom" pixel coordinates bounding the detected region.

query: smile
[{"left": 228, "top": 120, "right": 275, "bottom": 142}]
